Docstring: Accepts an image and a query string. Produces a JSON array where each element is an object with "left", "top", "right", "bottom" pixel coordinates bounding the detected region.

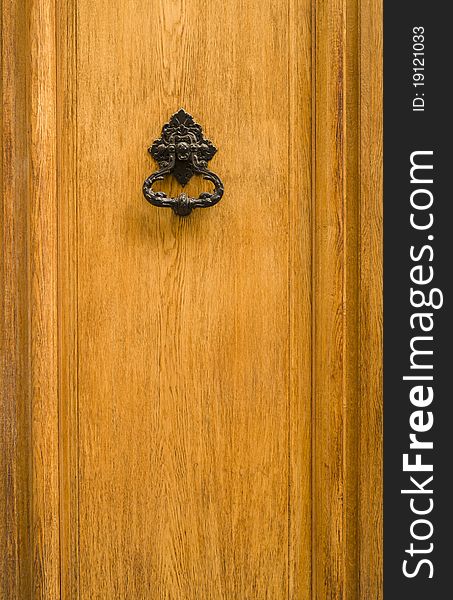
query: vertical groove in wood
[
  {"left": 29, "top": 0, "right": 60, "bottom": 597},
  {"left": 313, "top": 0, "right": 346, "bottom": 596},
  {"left": 313, "top": 1, "right": 382, "bottom": 598},
  {"left": 359, "top": 0, "right": 383, "bottom": 597},
  {"left": 56, "top": 0, "right": 79, "bottom": 597},
  {"left": 1, "top": 1, "right": 32, "bottom": 598},
  {"left": 288, "top": 1, "right": 313, "bottom": 599},
  {"left": 312, "top": 0, "right": 362, "bottom": 598},
  {"left": 310, "top": 4, "right": 317, "bottom": 599},
  {"left": 343, "top": 0, "right": 360, "bottom": 597}
]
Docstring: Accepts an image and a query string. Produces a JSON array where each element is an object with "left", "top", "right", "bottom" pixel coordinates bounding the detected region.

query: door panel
[
  {"left": 63, "top": 0, "right": 312, "bottom": 597},
  {"left": 0, "top": 0, "right": 382, "bottom": 599}
]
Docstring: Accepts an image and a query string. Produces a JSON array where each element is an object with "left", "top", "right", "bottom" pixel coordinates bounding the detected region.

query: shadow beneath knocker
[{"left": 123, "top": 174, "right": 224, "bottom": 251}]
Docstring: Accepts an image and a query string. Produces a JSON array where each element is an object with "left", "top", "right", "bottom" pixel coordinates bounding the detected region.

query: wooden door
[{"left": 1, "top": 0, "right": 382, "bottom": 598}]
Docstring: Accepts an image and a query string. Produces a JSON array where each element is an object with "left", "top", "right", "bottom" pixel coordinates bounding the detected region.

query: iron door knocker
[{"left": 142, "top": 109, "right": 224, "bottom": 216}]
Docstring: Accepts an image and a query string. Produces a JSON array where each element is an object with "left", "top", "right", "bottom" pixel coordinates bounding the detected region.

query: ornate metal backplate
[{"left": 142, "top": 109, "right": 224, "bottom": 216}]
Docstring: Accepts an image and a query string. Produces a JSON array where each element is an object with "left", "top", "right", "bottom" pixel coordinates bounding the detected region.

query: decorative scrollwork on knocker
[{"left": 142, "top": 109, "right": 224, "bottom": 216}]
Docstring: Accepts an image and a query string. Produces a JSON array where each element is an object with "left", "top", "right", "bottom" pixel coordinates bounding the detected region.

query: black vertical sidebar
[{"left": 384, "top": 2, "right": 451, "bottom": 597}]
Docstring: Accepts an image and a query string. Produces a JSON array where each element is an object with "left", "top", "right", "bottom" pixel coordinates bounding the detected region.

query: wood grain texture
[
  {"left": 358, "top": 0, "right": 383, "bottom": 597},
  {"left": 72, "top": 0, "right": 311, "bottom": 597},
  {"left": 28, "top": 0, "right": 61, "bottom": 597},
  {"left": 312, "top": 1, "right": 382, "bottom": 598},
  {"left": 313, "top": 0, "right": 356, "bottom": 596},
  {"left": 288, "top": 1, "right": 313, "bottom": 598},
  {"left": 1, "top": 1, "right": 382, "bottom": 598},
  {"left": 2, "top": 0, "right": 61, "bottom": 598},
  {"left": 56, "top": 0, "right": 79, "bottom": 597},
  {"left": 1, "top": 2, "right": 32, "bottom": 598}
]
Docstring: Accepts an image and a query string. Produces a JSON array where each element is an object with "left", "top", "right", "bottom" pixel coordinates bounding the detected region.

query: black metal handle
[{"left": 142, "top": 109, "right": 224, "bottom": 217}]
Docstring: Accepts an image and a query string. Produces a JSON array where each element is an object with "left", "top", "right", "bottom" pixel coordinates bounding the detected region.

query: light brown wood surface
[{"left": 1, "top": 1, "right": 382, "bottom": 599}]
